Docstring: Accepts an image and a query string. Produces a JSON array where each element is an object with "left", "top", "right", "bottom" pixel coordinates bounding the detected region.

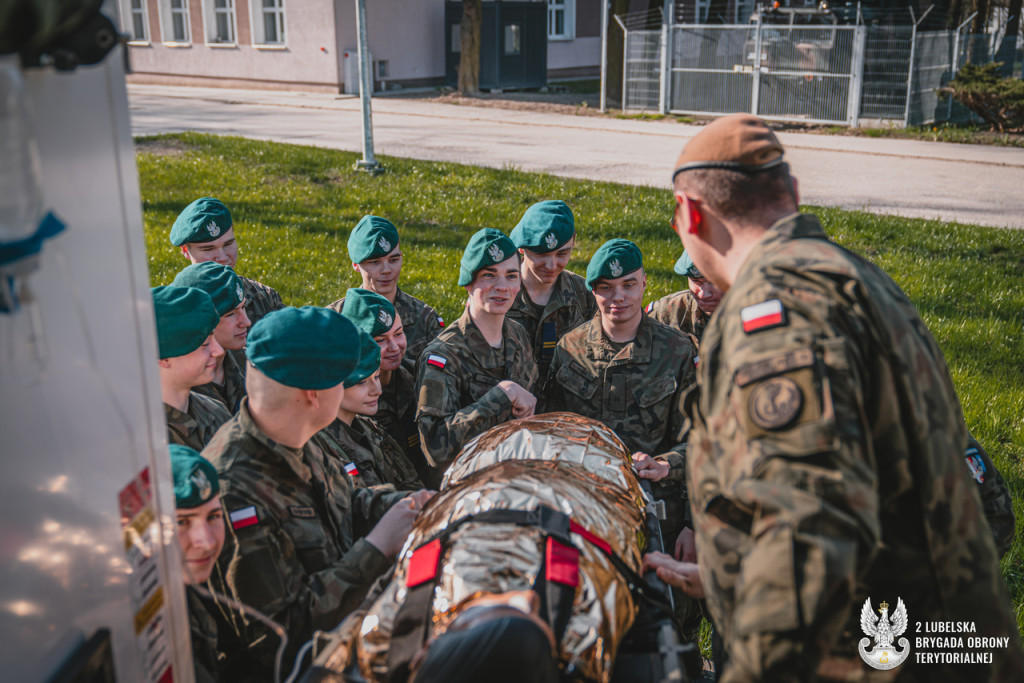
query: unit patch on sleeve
[
  {"left": 748, "top": 376, "right": 803, "bottom": 430},
  {"left": 740, "top": 299, "right": 786, "bottom": 334}
]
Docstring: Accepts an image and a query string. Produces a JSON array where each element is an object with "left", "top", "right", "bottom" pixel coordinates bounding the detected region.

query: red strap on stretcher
[{"left": 407, "top": 538, "right": 443, "bottom": 588}]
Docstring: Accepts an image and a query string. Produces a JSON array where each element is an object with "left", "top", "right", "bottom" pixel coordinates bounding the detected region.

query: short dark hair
[{"left": 675, "top": 165, "right": 797, "bottom": 221}]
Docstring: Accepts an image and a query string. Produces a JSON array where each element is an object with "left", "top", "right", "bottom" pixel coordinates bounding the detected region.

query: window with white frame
[
  {"left": 548, "top": 0, "right": 573, "bottom": 41},
  {"left": 125, "top": 0, "right": 149, "bottom": 42},
  {"left": 205, "top": 0, "right": 236, "bottom": 43},
  {"left": 251, "top": 0, "right": 286, "bottom": 45},
  {"left": 161, "top": 0, "right": 191, "bottom": 43}
]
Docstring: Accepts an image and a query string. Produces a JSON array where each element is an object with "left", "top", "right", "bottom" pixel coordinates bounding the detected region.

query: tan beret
[{"left": 672, "top": 114, "right": 784, "bottom": 182}]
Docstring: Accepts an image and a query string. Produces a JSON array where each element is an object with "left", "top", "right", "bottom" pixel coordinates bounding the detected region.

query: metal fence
[{"left": 618, "top": 16, "right": 1003, "bottom": 127}]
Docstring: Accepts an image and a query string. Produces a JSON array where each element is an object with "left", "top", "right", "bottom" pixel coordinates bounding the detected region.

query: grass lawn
[{"left": 138, "top": 132, "right": 1024, "bottom": 641}]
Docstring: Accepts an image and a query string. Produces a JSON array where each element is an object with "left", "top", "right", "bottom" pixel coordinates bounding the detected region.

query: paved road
[{"left": 128, "top": 84, "right": 1024, "bottom": 228}]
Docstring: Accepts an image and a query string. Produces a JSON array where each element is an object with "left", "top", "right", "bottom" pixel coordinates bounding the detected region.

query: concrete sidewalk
[{"left": 128, "top": 84, "right": 1024, "bottom": 228}]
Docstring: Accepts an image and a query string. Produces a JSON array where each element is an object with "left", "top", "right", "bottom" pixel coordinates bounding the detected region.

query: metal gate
[
  {"left": 623, "top": 28, "right": 662, "bottom": 112},
  {"left": 667, "top": 23, "right": 864, "bottom": 125}
]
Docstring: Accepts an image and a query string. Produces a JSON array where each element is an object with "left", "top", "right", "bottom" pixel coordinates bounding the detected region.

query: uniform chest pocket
[
  {"left": 285, "top": 516, "right": 334, "bottom": 572},
  {"left": 555, "top": 363, "right": 597, "bottom": 401},
  {"left": 633, "top": 375, "right": 677, "bottom": 434},
  {"left": 467, "top": 372, "right": 500, "bottom": 401}
]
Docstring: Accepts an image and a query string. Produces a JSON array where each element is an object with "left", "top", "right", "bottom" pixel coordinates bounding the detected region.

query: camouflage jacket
[
  {"left": 240, "top": 275, "right": 284, "bottom": 327},
  {"left": 506, "top": 269, "right": 598, "bottom": 380},
  {"left": 376, "top": 364, "right": 435, "bottom": 485},
  {"left": 415, "top": 310, "right": 539, "bottom": 470},
  {"left": 965, "top": 433, "right": 1016, "bottom": 558},
  {"left": 646, "top": 289, "right": 709, "bottom": 345},
  {"left": 329, "top": 287, "right": 444, "bottom": 369},
  {"left": 545, "top": 313, "right": 697, "bottom": 536},
  {"left": 318, "top": 417, "right": 423, "bottom": 491},
  {"left": 688, "top": 213, "right": 1024, "bottom": 682},
  {"left": 187, "top": 586, "right": 221, "bottom": 683},
  {"left": 166, "top": 392, "right": 231, "bottom": 451},
  {"left": 194, "top": 349, "right": 247, "bottom": 414},
  {"left": 203, "top": 399, "right": 408, "bottom": 675}
]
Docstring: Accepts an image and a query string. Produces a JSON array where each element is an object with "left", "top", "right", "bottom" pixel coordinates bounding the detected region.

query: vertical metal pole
[
  {"left": 600, "top": 0, "right": 609, "bottom": 112},
  {"left": 751, "top": 15, "right": 762, "bottom": 116},
  {"left": 949, "top": 14, "right": 977, "bottom": 121},
  {"left": 621, "top": 18, "right": 628, "bottom": 111},
  {"left": 355, "top": 0, "right": 382, "bottom": 174},
  {"left": 848, "top": 25, "right": 866, "bottom": 126},
  {"left": 903, "top": 23, "right": 916, "bottom": 127},
  {"left": 659, "top": 3, "right": 671, "bottom": 114}
]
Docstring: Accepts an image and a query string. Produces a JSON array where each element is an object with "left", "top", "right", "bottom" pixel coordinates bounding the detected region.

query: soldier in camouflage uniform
[
  {"left": 340, "top": 288, "right": 432, "bottom": 486},
  {"left": 416, "top": 229, "right": 539, "bottom": 471},
  {"left": 656, "top": 114, "right": 1024, "bottom": 680},
  {"left": 329, "top": 215, "right": 444, "bottom": 369},
  {"left": 645, "top": 249, "right": 722, "bottom": 345},
  {"left": 506, "top": 200, "right": 597, "bottom": 381},
  {"left": 153, "top": 286, "right": 232, "bottom": 451},
  {"left": 170, "top": 197, "right": 284, "bottom": 326},
  {"left": 544, "top": 239, "right": 700, "bottom": 638},
  {"left": 317, "top": 327, "right": 422, "bottom": 491},
  {"left": 169, "top": 444, "right": 231, "bottom": 683},
  {"left": 172, "top": 261, "right": 251, "bottom": 413},
  {"left": 204, "top": 307, "right": 431, "bottom": 678},
  {"left": 965, "top": 433, "right": 1016, "bottom": 558}
]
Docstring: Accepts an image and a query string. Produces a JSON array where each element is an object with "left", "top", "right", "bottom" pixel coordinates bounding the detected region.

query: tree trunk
[
  {"left": 458, "top": 0, "right": 482, "bottom": 95},
  {"left": 605, "top": 0, "right": 631, "bottom": 107},
  {"left": 1006, "top": 0, "right": 1021, "bottom": 51},
  {"left": 970, "top": 0, "right": 990, "bottom": 33}
]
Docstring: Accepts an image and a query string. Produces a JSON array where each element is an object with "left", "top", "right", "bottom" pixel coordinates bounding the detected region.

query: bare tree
[{"left": 458, "top": 0, "right": 482, "bottom": 95}]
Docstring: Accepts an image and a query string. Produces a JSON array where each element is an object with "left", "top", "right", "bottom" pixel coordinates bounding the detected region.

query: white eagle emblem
[
  {"left": 609, "top": 259, "right": 623, "bottom": 277},
  {"left": 190, "top": 466, "right": 212, "bottom": 501},
  {"left": 378, "top": 308, "right": 393, "bottom": 328},
  {"left": 488, "top": 243, "right": 504, "bottom": 263},
  {"left": 206, "top": 220, "right": 221, "bottom": 237},
  {"left": 858, "top": 597, "right": 910, "bottom": 670},
  {"left": 377, "top": 236, "right": 391, "bottom": 253},
  {"left": 544, "top": 232, "right": 558, "bottom": 249},
  {"left": 236, "top": 284, "right": 243, "bottom": 302}
]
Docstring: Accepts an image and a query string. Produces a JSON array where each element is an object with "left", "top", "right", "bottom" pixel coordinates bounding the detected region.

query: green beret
[
  {"left": 458, "top": 228, "right": 518, "bottom": 286},
  {"left": 510, "top": 200, "right": 575, "bottom": 253},
  {"left": 341, "top": 288, "right": 396, "bottom": 338},
  {"left": 246, "top": 307, "right": 360, "bottom": 390},
  {"left": 586, "top": 239, "right": 644, "bottom": 289},
  {"left": 169, "top": 197, "right": 233, "bottom": 246},
  {"left": 348, "top": 215, "right": 400, "bottom": 264},
  {"left": 344, "top": 328, "right": 382, "bottom": 387},
  {"left": 673, "top": 250, "right": 703, "bottom": 279},
  {"left": 152, "top": 286, "right": 220, "bottom": 359},
  {"left": 169, "top": 444, "right": 220, "bottom": 509},
  {"left": 171, "top": 262, "right": 244, "bottom": 316}
]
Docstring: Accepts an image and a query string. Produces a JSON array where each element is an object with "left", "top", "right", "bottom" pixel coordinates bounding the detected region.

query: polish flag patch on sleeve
[
  {"left": 645, "top": 302, "right": 654, "bottom": 314},
  {"left": 740, "top": 299, "right": 786, "bottom": 334},
  {"left": 437, "top": 316, "right": 445, "bottom": 328},
  {"left": 427, "top": 354, "right": 447, "bottom": 369},
  {"left": 344, "top": 462, "right": 360, "bottom": 477},
  {"left": 230, "top": 506, "right": 259, "bottom": 530}
]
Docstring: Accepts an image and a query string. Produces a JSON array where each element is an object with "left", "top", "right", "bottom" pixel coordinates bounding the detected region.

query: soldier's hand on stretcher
[
  {"left": 365, "top": 492, "right": 435, "bottom": 558},
  {"left": 631, "top": 452, "right": 670, "bottom": 481},
  {"left": 642, "top": 552, "right": 705, "bottom": 598},
  {"left": 674, "top": 527, "right": 697, "bottom": 563},
  {"left": 498, "top": 380, "right": 537, "bottom": 419}
]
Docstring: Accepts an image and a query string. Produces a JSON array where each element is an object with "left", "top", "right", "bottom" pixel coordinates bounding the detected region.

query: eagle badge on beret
[
  {"left": 488, "top": 243, "right": 504, "bottom": 263},
  {"left": 545, "top": 232, "right": 558, "bottom": 249},
  {"left": 206, "top": 220, "right": 221, "bottom": 237},
  {"left": 378, "top": 309, "right": 393, "bottom": 328},
  {"left": 190, "top": 466, "right": 213, "bottom": 501},
  {"left": 378, "top": 236, "right": 391, "bottom": 252},
  {"left": 748, "top": 377, "right": 802, "bottom": 430},
  {"left": 236, "top": 284, "right": 243, "bottom": 302},
  {"left": 609, "top": 259, "right": 623, "bottom": 277}
]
